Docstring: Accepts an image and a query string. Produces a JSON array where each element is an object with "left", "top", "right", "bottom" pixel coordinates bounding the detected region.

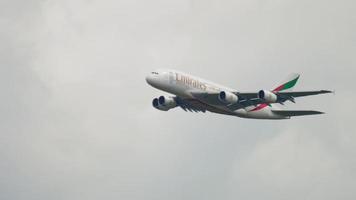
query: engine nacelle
[
  {"left": 218, "top": 91, "right": 239, "bottom": 104},
  {"left": 258, "top": 90, "right": 278, "bottom": 103},
  {"left": 152, "top": 96, "right": 177, "bottom": 111}
]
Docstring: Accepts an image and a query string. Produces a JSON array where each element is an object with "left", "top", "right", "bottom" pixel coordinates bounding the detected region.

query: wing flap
[
  {"left": 175, "top": 97, "right": 207, "bottom": 113},
  {"left": 272, "top": 110, "right": 324, "bottom": 117}
]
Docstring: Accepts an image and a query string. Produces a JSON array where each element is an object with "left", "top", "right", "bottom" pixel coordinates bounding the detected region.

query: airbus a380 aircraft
[{"left": 146, "top": 69, "right": 332, "bottom": 120}]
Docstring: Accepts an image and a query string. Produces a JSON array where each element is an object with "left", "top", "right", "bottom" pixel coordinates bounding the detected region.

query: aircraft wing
[
  {"left": 236, "top": 90, "right": 332, "bottom": 104},
  {"left": 237, "top": 90, "right": 332, "bottom": 100},
  {"left": 175, "top": 97, "right": 207, "bottom": 113},
  {"left": 191, "top": 90, "right": 332, "bottom": 110},
  {"left": 176, "top": 96, "right": 239, "bottom": 116},
  {"left": 191, "top": 92, "right": 263, "bottom": 110},
  {"left": 191, "top": 92, "right": 226, "bottom": 106},
  {"left": 276, "top": 90, "right": 332, "bottom": 98}
]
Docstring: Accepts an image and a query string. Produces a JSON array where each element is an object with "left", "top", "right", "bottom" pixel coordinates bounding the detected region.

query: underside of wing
[
  {"left": 191, "top": 92, "right": 225, "bottom": 106},
  {"left": 236, "top": 90, "right": 332, "bottom": 105},
  {"left": 190, "top": 89, "right": 332, "bottom": 112},
  {"left": 175, "top": 97, "right": 207, "bottom": 113},
  {"left": 176, "top": 97, "right": 237, "bottom": 115},
  {"left": 272, "top": 110, "right": 324, "bottom": 117},
  {"left": 191, "top": 92, "right": 263, "bottom": 110}
]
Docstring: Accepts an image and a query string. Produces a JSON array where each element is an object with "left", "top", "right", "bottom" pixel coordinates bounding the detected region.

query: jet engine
[
  {"left": 152, "top": 96, "right": 177, "bottom": 111},
  {"left": 218, "top": 91, "right": 239, "bottom": 104},
  {"left": 258, "top": 90, "right": 278, "bottom": 103}
]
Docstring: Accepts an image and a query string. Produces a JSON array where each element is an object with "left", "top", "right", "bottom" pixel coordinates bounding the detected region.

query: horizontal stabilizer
[{"left": 272, "top": 110, "right": 324, "bottom": 117}]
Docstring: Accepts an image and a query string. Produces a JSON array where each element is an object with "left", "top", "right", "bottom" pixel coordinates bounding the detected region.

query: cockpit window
[{"left": 151, "top": 72, "right": 159, "bottom": 75}]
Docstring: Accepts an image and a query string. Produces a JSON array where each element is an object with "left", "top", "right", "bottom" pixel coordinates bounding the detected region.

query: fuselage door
[{"left": 169, "top": 72, "right": 175, "bottom": 85}]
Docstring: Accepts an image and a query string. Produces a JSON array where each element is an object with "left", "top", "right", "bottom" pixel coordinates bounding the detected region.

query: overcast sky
[{"left": 1, "top": 0, "right": 356, "bottom": 199}]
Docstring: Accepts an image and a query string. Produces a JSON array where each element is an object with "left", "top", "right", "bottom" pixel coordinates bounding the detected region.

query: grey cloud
[{"left": 0, "top": 0, "right": 355, "bottom": 200}]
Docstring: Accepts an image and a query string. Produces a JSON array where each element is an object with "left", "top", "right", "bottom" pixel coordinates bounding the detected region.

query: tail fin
[{"left": 272, "top": 73, "right": 300, "bottom": 92}]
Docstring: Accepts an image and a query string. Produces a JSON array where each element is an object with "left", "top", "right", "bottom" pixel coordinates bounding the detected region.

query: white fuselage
[{"left": 146, "top": 70, "right": 288, "bottom": 119}]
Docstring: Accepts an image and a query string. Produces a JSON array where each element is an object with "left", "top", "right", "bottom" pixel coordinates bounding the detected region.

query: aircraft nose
[
  {"left": 146, "top": 71, "right": 163, "bottom": 87},
  {"left": 145, "top": 74, "right": 154, "bottom": 85}
]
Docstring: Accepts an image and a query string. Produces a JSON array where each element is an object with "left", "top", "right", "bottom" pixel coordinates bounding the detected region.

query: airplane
[{"left": 145, "top": 69, "right": 332, "bottom": 120}]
